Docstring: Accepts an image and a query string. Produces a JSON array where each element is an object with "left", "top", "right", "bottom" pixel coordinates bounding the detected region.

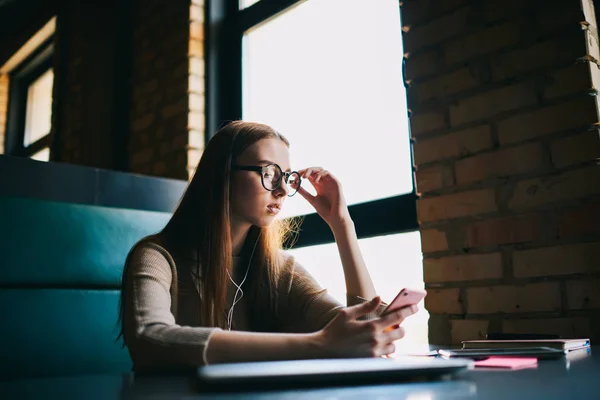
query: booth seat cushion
[
  {"left": 0, "top": 196, "right": 171, "bottom": 286},
  {"left": 0, "top": 196, "right": 172, "bottom": 380},
  {"left": 1, "top": 290, "right": 129, "bottom": 380}
]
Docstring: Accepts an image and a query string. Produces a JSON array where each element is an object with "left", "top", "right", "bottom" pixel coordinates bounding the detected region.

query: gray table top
[{"left": 1, "top": 347, "right": 598, "bottom": 399}]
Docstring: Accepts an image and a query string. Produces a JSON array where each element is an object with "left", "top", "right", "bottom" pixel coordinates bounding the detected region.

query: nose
[{"left": 273, "top": 175, "right": 289, "bottom": 197}]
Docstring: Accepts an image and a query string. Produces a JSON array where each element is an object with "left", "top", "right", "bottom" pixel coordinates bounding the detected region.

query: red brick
[
  {"left": 189, "top": 56, "right": 204, "bottom": 77},
  {"left": 482, "top": 0, "right": 542, "bottom": 24},
  {"left": 400, "top": 0, "right": 470, "bottom": 27},
  {"left": 465, "top": 213, "right": 549, "bottom": 248},
  {"left": 132, "top": 114, "right": 155, "bottom": 133},
  {"left": 189, "top": 74, "right": 203, "bottom": 94},
  {"left": 420, "top": 229, "right": 448, "bottom": 253},
  {"left": 187, "top": 148, "right": 202, "bottom": 170},
  {"left": 190, "top": 4, "right": 203, "bottom": 22},
  {"left": 544, "top": 64, "right": 591, "bottom": 101},
  {"left": 491, "top": 36, "right": 585, "bottom": 82},
  {"left": 467, "top": 282, "right": 561, "bottom": 314},
  {"left": 428, "top": 315, "right": 452, "bottom": 345},
  {"left": 131, "top": 148, "right": 155, "bottom": 166},
  {"left": 188, "top": 111, "right": 204, "bottom": 131},
  {"left": 189, "top": 93, "right": 204, "bottom": 112},
  {"left": 189, "top": 38, "right": 204, "bottom": 58},
  {"left": 424, "top": 252, "right": 503, "bottom": 283},
  {"left": 188, "top": 129, "right": 204, "bottom": 150},
  {"left": 503, "top": 318, "right": 592, "bottom": 338},
  {"left": 509, "top": 166, "right": 600, "bottom": 210},
  {"left": 152, "top": 161, "right": 167, "bottom": 175},
  {"left": 455, "top": 142, "right": 545, "bottom": 185},
  {"left": 417, "top": 188, "right": 497, "bottom": 222},
  {"left": 567, "top": 279, "right": 600, "bottom": 310},
  {"left": 161, "top": 99, "right": 188, "bottom": 119},
  {"left": 497, "top": 97, "right": 597, "bottom": 145},
  {"left": 424, "top": 288, "right": 463, "bottom": 314},
  {"left": 550, "top": 131, "right": 600, "bottom": 169},
  {"left": 415, "top": 164, "right": 454, "bottom": 193},
  {"left": 190, "top": 21, "right": 203, "bottom": 40},
  {"left": 413, "top": 125, "right": 492, "bottom": 165},
  {"left": 417, "top": 67, "right": 481, "bottom": 103},
  {"left": 444, "top": 21, "right": 521, "bottom": 65},
  {"left": 403, "top": 7, "right": 470, "bottom": 53},
  {"left": 558, "top": 203, "right": 600, "bottom": 238},
  {"left": 451, "top": 320, "right": 489, "bottom": 344},
  {"left": 513, "top": 242, "right": 600, "bottom": 278},
  {"left": 533, "top": 1, "right": 584, "bottom": 34},
  {"left": 410, "top": 110, "right": 446, "bottom": 137},
  {"left": 449, "top": 82, "right": 538, "bottom": 127},
  {"left": 404, "top": 50, "right": 441, "bottom": 81}
]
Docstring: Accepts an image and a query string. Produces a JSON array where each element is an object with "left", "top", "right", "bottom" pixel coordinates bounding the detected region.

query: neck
[{"left": 230, "top": 217, "right": 252, "bottom": 257}]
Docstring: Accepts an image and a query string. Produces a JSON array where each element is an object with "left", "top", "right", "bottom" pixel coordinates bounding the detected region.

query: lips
[{"left": 266, "top": 203, "right": 281, "bottom": 214}]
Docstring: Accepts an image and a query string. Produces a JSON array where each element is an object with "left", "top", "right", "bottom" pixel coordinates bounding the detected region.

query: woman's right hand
[{"left": 315, "top": 296, "right": 418, "bottom": 358}]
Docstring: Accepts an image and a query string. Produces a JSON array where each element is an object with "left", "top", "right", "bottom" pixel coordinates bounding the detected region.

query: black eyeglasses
[{"left": 232, "top": 163, "right": 301, "bottom": 197}]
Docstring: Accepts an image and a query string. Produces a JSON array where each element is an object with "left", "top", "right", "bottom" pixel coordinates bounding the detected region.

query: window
[
  {"left": 4, "top": 38, "right": 54, "bottom": 161},
  {"left": 239, "top": 0, "right": 260, "bottom": 9},
  {"left": 207, "top": 0, "right": 424, "bottom": 345}
]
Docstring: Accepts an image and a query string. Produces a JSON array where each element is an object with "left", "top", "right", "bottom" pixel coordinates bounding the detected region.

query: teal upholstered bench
[{"left": 0, "top": 195, "right": 172, "bottom": 380}]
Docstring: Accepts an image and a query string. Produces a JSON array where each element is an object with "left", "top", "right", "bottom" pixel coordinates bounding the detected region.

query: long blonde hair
[{"left": 118, "top": 121, "right": 300, "bottom": 340}]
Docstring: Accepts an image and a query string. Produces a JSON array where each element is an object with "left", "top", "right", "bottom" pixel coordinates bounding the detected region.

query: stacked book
[
  {"left": 438, "top": 338, "right": 591, "bottom": 359},
  {"left": 462, "top": 338, "right": 590, "bottom": 352}
]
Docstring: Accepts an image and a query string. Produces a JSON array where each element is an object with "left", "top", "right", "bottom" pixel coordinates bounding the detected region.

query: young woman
[{"left": 117, "top": 121, "right": 417, "bottom": 372}]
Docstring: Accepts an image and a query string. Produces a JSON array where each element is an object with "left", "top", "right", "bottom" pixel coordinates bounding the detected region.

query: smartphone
[{"left": 382, "top": 288, "right": 427, "bottom": 316}]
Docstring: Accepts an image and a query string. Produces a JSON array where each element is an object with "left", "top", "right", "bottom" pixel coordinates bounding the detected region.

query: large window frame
[
  {"left": 5, "top": 37, "right": 54, "bottom": 160},
  {"left": 205, "top": 0, "right": 418, "bottom": 248}
]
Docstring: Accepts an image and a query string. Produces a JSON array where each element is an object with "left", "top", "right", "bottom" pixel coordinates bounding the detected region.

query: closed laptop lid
[{"left": 197, "top": 357, "right": 472, "bottom": 392}]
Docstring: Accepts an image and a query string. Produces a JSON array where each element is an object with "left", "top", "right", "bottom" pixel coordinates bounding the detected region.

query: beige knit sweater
[{"left": 121, "top": 236, "right": 386, "bottom": 371}]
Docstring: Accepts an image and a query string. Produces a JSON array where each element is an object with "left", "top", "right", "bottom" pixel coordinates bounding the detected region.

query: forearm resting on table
[
  {"left": 331, "top": 218, "right": 377, "bottom": 300},
  {"left": 205, "top": 330, "right": 324, "bottom": 364}
]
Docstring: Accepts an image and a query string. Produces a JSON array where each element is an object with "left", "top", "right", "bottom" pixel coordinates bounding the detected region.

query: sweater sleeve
[
  {"left": 123, "top": 243, "right": 221, "bottom": 371},
  {"left": 277, "top": 255, "right": 388, "bottom": 333}
]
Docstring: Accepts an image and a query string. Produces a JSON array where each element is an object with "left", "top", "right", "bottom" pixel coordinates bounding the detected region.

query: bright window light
[
  {"left": 243, "top": 0, "right": 426, "bottom": 346},
  {"left": 243, "top": 0, "right": 412, "bottom": 219},
  {"left": 24, "top": 68, "right": 53, "bottom": 147},
  {"left": 288, "top": 232, "right": 428, "bottom": 347},
  {"left": 239, "top": 0, "right": 261, "bottom": 9},
  {"left": 30, "top": 147, "right": 50, "bottom": 162}
]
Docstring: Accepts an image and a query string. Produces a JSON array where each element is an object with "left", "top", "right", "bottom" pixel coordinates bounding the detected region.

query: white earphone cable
[{"left": 226, "top": 232, "right": 261, "bottom": 330}]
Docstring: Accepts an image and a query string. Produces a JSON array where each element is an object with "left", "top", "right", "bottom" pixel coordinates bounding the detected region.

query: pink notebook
[{"left": 474, "top": 357, "right": 538, "bottom": 370}]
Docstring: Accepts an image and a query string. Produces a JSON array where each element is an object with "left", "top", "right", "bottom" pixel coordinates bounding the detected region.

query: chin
[{"left": 252, "top": 215, "right": 277, "bottom": 228}]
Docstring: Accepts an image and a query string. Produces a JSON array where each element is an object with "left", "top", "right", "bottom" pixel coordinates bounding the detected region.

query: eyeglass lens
[{"left": 262, "top": 165, "right": 300, "bottom": 196}]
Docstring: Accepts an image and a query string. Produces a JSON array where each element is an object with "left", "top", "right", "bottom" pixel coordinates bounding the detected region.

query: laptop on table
[{"left": 196, "top": 357, "right": 472, "bottom": 392}]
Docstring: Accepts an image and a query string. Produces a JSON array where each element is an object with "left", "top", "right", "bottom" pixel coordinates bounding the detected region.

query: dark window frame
[
  {"left": 5, "top": 36, "right": 54, "bottom": 159},
  {"left": 205, "top": 0, "right": 418, "bottom": 248}
]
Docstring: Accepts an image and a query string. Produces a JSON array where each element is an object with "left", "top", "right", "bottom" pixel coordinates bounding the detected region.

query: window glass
[
  {"left": 287, "top": 231, "right": 428, "bottom": 346},
  {"left": 30, "top": 147, "right": 50, "bottom": 162},
  {"left": 243, "top": 0, "right": 411, "bottom": 219},
  {"left": 24, "top": 68, "right": 53, "bottom": 146}
]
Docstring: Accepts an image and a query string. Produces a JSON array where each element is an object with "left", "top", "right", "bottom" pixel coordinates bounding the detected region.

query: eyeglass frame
[{"left": 231, "top": 163, "right": 302, "bottom": 197}]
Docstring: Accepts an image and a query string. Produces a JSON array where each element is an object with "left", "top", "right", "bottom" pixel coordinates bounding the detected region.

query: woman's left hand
[{"left": 297, "top": 167, "right": 351, "bottom": 228}]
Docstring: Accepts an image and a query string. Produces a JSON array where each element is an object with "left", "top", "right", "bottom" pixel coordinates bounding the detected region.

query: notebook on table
[
  {"left": 461, "top": 339, "right": 590, "bottom": 351},
  {"left": 196, "top": 357, "right": 472, "bottom": 392}
]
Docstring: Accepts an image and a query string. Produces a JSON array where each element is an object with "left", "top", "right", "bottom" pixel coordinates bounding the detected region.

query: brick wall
[
  {"left": 188, "top": 0, "right": 205, "bottom": 179},
  {"left": 129, "top": 0, "right": 196, "bottom": 180},
  {"left": 2, "top": 0, "right": 204, "bottom": 180},
  {"left": 403, "top": 0, "right": 600, "bottom": 344},
  {"left": 53, "top": 3, "right": 85, "bottom": 165}
]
